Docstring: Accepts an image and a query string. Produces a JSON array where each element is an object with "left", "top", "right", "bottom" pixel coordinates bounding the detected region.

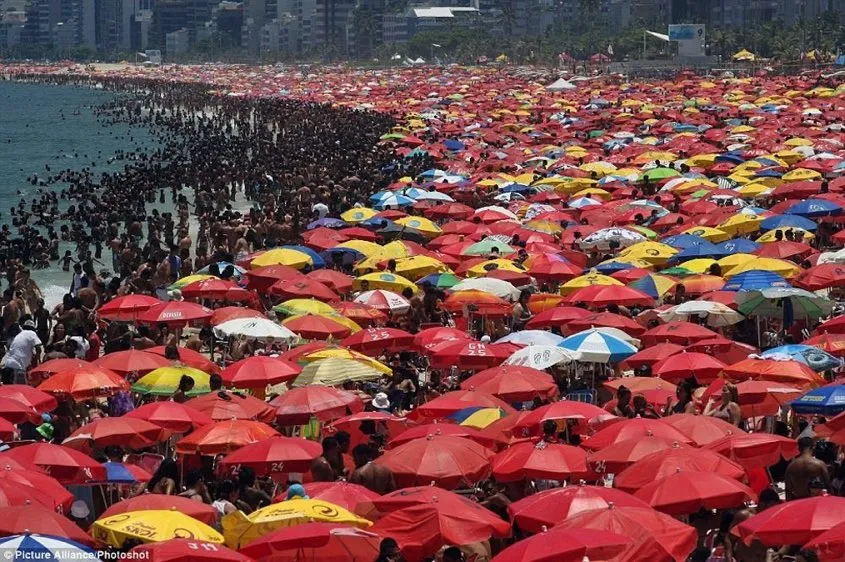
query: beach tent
[
  {"left": 733, "top": 49, "right": 757, "bottom": 62},
  {"left": 547, "top": 78, "right": 576, "bottom": 92}
]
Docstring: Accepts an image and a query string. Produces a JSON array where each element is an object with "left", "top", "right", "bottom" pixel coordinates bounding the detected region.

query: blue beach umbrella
[
  {"left": 670, "top": 241, "right": 723, "bottom": 262},
  {"left": 717, "top": 239, "right": 761, "bottom": 255},
  {"left": 102, "top": 461, "right": 143, "bottom": 483},
  {"left": 592, "top": 261, "right": 637, "bottom": 274},
  {"left": 760, "top": 214, "right": 818, "bottom": 232},
  {"left": 195, "top": 262, "right": 247, "bottom": 280},
  {"left": 558, "top": 328, "right": 637, "bottom": 363},
  {"left": 306, "top": 217, "right": 347, "bottom": 230},
  {"left": 444, "top": 139, "right": 466, "bottom": 151},
  {"left": 791, "top": 385, "right": 845, "bottom": 416},
  {"left": 373, "top": 193, "right": 416, "bottom": 209},
  {"left": 0, "top": 535, "right": 95, "bottom": 559},
  {"left": 722, "top": 270, "right": 790, "bottom": 292},
  {"left": 662, "top": 234, "right": 708, "bottom": 250},
  {"left": 786, "top": 198, "right": 842, "bottom": 218},
  {"left": 762, "top": 345, "right": 842, "bottom": 372},
  {"left": 282, "top": 245, "right": 326, "bottom": 269}
]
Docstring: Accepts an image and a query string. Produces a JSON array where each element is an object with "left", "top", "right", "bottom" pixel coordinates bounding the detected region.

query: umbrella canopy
[
  {"left": 412, "top": 390, "right": 516, "bottom": 420},
  {"left": 213, "top": 318, "right": 297, "bottom": 342},
  {"left": 503, "top": 345, "right": 574, "bottom": 370},
  {"left": 653, "top": 352, "right": 727, "bottom": 384},
  {"left": 0, "top": 535, "right": 95, "bottom": 561},
  {"left": 736, "top": 287, "right": 833, "bottom": 322},
  {"left": 0, "top": 385, "right": 56, "bottom": 413},
  {"left": 100, "top": 495, "right": 217, "bottom": 526},
  {"left": 282, "top": 314, "right": 352, "bottom": 339},
  {"left": 137, "top": 301, "right": 213, "bottom": 326},
  {"left": 459, "top": 366, "right": 558, "bottom": 402},
  {"left": 238, "top": 523, "right": 380, "bottom": 562},
  {"left": 491, "top": 440, "right": 588, "bottom": 482},
  {"left": 97, "top": 294, "right": 161, "bottom": 321},
  {"left": 791, "top": 385, "right": 845, "bottom": 416},
  {"left": 93, "top": 350, "right": 171, "bottom": 375},
  {"left": 661, "top": 413, "right": 745, "bottom": 446},
  {"left": 587, "top": 436, "right": 694, "bottom": 475},
  {"left": 615, "top": 446, "right": 746, "bottom": 492},
  {"left": 185, "top": 392, "right": 276, "bottom": 423},
  {"left": 1, "top": 443, "right": 106, "bottom": 484},
  {"left": 293, "top": 358, "right": 385, "bottom": 386},
  {"left": 63, "top": 417, "right": 171, "bottom": 451},
  {"left": 634, "top": 470, "right": 757, "bottom": 515},
  {"left": 721, "top": 357, "right": 824, "bottom": 386},
  {"left": 489, "top": 528, "right": 630, "bottom": 562},
  {"left": 219, "top": 436, "right": 322, "bottom": 475},
  {"left": 554, "top": 505, "right": 697, "bottom": 562},
  {"left": 272, "top": 386, "right": 363, "bottom": 426},
  {"left": 558, "top": 328, "right": 638, "bottom": 363},
  {"left": 37, "top": 365, "right": 129, "bottom": 400},
  {"left": 175, "top": 420, "right": 279, "bottom": 456},
  {"left": 300, "top": 482, "right": 381, "bottom": 513},
  {"left": 93, "top": 510, "right": 224, "bottom": 547},
  {"left": 370, "top": 502, "right": 510, "bottom": 562},
  {"left": 341, "top": 327, "right": 414, "bottom": 355},
  {"left": 705, "top": 433, "right": 799, "bottom": 470},
  {"left": 507, "top": 483, "right": 650, "bottom": 534},
  {"left": 762, "top": 344, "right": 842, "bottom": 372},
  {"left": 735, "top": 495, "right": 845, "bottom": 547},
  {"left": 583, "top": 418, "right": 694, "bottom": 451},
  {"left": 220, "top": 356, "right": 302, "bottom": 388},
  {"left": 389, "top": 423, "right": 502, "bottom": 451},
  {"left": 804, "top": 521, "right": 845, "bottom": 561},
  {"left": 221, "top": 498, "right": 371, "bottom": 549},
  {"left": 125, "top": 401, "right": 213, "bottom": 433},
  {"left": 640, "top": 322, "right": 719, "bottom": 345},
  {"left": 0, "top": 507, "right": 94, "bottom": 544},
  {"left": 374, "top": 435, "right": 493, "bottom": 489},
  {"left": 132, "top": 366, "right": 211, "bottom": 397},
  {"left": 131, "top": 540, "right": 251, "bottom": 562}
]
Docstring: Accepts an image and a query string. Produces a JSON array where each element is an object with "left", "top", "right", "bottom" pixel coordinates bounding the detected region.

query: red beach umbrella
[
  {"left": 491, "top": 440, "right": 588, "bottom": 482},
  {"left": 662, "top": 413, "right": 745, "bottom": 446},
  {"left": 582, "top": 418, "right": 694, "bottom": 451},
  {"left": 0, "top": 397, "right": 39, "bottom": 424},
  {"left": 412, "top": 390, "right": 516, "bottom": 420},
  {"left": 564, "top": 285, "right": 654, "bottom": 307},
  {"left": 587, "top": 436, "right": 694, "bottom": 475},
  {"left": 615, "top": 446, "right": 746, "bottom": 493},
  {"left": 341, "top": 327, "right": 414, "bottom": 355},
  {"left": 219, "top": 436, "right": 322, "bottom": 475},
  {"left": 131, "top": 541, "right": 251, "bottom": 562},
  {"left": 0, "top": 469, "right": 74, "bottom": 513},
  {"left": 459, "top": 366, "right": 558, "bottom": 402},
  {"left": 507, "top": 483, "right": 649, "bottom": 534},
  {"left": 0, "top": 385, "right": 56, "bottom": 413},
  {"left": 101, "top": 494, "right": 217, "bottom": 525},
  {"left": 269, "top": 277, "right": 339, "bottom": 302},
  {"left": 413, "top": 326, "right": 472, "bottom": 351},
  {"left": 220, "top": 356, "right": 301, "bottom": 388},
  {"left": 0, "top": 506, "right": 94, "bottom": 544},
  {"left": 185, "top": 392, "right": 276, "bottom": 423},
  {"left": 652, "top": 351, "right": 727, "bottom": 384},
  {"left": 272, "top": 386, "right": 363, "bottom": 426},
  {"left": 97, "top": 294, "right": 160, "bottom": 321},
  {"left": 705, "top": 433, "right": 799, "bottom": 469},
  {"left": 1, "top": 443, "right": 106, "bottom": 483},
  {"left": 622, "top": 343, "right": 684, "bottom": 370},
  {"left": 174, "top": 420, "right": 279, "bottom": 456},
  {"left": 374, "top": 435, "right": 493, "bottom": 489},
  {"left": 239, "top": 523, "right": 380, "bottom": 562},
  {"left": 634, "top": 470, "right": 757, "bottom": 515},
  {"left": 125, "top": 401, "right": 213, "bottom": 433},
  {"left": 93, "top": 350, "right": 171, "bottom": 375},
  {"left": 299, "top": 482, "right": 381, "bottom": 513},
  {"left": 735, "top": 495, "right": 845, "bottom": 547},
  {"left": 63, "top": 417, "right": 171, "bottom": 451},
  {"left": 147, "top": 345, "right": 220, "bottom": 374},
  {"left": 37, "top": 365, "right": 129, "bottom": 400},
  {"left": 554, "top": 505, "right": 697, "bottom": 562},
  {"left": 371, "top": 502, "right": 509, "bottom": 562},
  {"left": 389, "top": 423, "right": 502, "bottom": 450},
  {"left": 136, "top": 301, "right": 213, "bottom": 327},
  {"left": 721, "top": 357, "right": 824, "bottom": 386},
  {"left": 283, "top": 314, "right": 351, "bottom": 339},
  {"left": 525, "top": 306, "right": 592, "bottom": 330},
  {"left": 490, "top": 528, "right": 630, "bottom": 562},
  {"left": 640, "top": 321, "right": 720, "bottom": 345}
]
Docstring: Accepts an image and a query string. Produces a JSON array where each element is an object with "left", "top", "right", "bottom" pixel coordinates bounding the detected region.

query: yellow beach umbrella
[
  {"left": 757, "top": 228, "right": 815, "bottom": 243},
  {"left": 336, "top": 240, "right": 383, "bottom": 257},
  {"left": 394, "top": 216, "right": 443, "bottom": 237},
  {"left": 718, "top": 213, "right": 764, "bottom": 235},
  {"left": 675, "top": 258, "right": 718, "bottom": 274},
  {"left": 169, "top": 274, "right": 216, "bottom": 290},
  {"left": 353, "top": 272, "right": 418, "bottom": 294},
  {"left": 774, "top": 151, "right": 804, "bottom": 166},
  {"left": 303, "top": 348, "right": 392, "bottom": 375},
  {"left": 725, "top": 257, "right": 801, "bottom": 278},
  {"left": 251, "top": 248, "right": 313, "bottom": 269},
  {"left": 616, "top": 241, "right": 678, "bottom": 265},
  {"left": 573, "top": 187, "right": 612, "bottom": 201},
  {"left": 524, "top": 219, "right": 564, "bottom": 235},
  {"left": 736, "top": 182, "right": 773, "bottom": 199},
  {"left": 466, "top": 259, "right": 526, "bottom": 278},
  {"left": 340, "top": 208, "right": 378, "bottom": 223},
  {"left": 293, "top": 358, "right": 385, "bottom": 386},
  {"left": 392, "top": 255, "right": 450, "bottom": 281},
  {"left": 93, "top": 510, "right": 224, "bottom": 547},
  {"left": 684, "top": 154, "right": 719, "bottom": 168},
  {"left": 222, "top": 499, "right": 372, "bottom": 549},
  {"left": 273, "top": 299, "right": 336, "bottom": 317},
  {"left": 782, "top": 168, "right": 822, "bottom": 182},
  {"left": 716, "top": 253, "right": 758, "bottom": 274},
  {"left": 560, "top": 272, "right": 622, "bottom": 295},
  {"left": 132, "top": 366, "right": 210, "bottom": 397},
  {"left": 681, "top": 226, "right": 731, "bottom": 243},
  {"left": 784, "top": 137, "right": 814, "bottom": 147}
]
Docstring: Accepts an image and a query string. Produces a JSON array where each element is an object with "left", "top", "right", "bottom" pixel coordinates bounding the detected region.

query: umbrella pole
[{"left": 756, "top": 316, "right": 761, "bottom": 349}]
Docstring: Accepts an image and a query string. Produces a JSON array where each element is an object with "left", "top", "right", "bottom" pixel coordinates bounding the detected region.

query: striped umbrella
[
  {"left": 558, "top": 328, "right": 638, "bottom": 363},
  {"left": 0, "top": 535, "right": 94, "bottom": 559}
]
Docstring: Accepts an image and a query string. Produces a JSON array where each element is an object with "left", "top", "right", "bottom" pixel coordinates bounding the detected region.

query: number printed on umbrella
[
  {"left": 187, "top": 543, "right": 219, "bottom": 551},
  {"left": 466, "top": 343, "right": 488, "bottom": 356},
  {"left": 367, "top": 330, "right": 390, "bottom": 340}
]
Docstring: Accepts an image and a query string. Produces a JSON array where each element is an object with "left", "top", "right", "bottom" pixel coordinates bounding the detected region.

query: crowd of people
[{"left": 0, "top": 63, "right": 841, "bottom": 562}]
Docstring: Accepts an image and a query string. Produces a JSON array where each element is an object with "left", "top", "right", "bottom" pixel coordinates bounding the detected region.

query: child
[{"left": 61, "top": 250, "right": 74, "bottom": 272}]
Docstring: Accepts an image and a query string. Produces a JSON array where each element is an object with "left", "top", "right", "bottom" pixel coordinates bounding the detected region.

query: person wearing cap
[
  {"left": 371, "top": 392, "right": 392, "bottom": 413},
  {"left": 1, "top": 319, "right": 42, "bottom": 385},
  {"left": 69, "top": 500, "right": 91, "bottom": 529},
  {"left": 35, "top": 421, "right": 54, "bottom": 442},
  {"left": 285, "top": 483, "right": 309, "bottom": 500}
]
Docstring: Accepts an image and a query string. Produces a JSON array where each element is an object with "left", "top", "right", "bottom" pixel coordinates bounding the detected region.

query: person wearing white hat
[
  {"left": 371, "top": 392, "right": 391, "bottom": 412},
  {"left": 2, "top": 319, "right": 42, "bottom": 385}
]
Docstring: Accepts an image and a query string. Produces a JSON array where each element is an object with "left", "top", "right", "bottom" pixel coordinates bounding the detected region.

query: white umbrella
[
  {"left": 579, "top": 228, "right": 647, "bottom": 251},
  {"left": 451, "top": 278, "right": 521, "bottom": 301},
  {"left": 474, "top": 205, "right": 519, "bottom": 220},
  {"left": 504, "top": 345, "right": 574, "bottom": 370},
  {"left": 214, "top": 318, "right": 297, "bottom": 341},
  {"left": 659, "top": 301, "right": 744, "bottom": 327},
  {"left": 413, "top": 191, "right": 455, "bottom": 202},
  {"left": 496, "top": 330, "right": 564, "bottom": 347}
]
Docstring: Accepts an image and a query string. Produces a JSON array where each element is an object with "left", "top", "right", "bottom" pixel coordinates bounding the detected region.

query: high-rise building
[
  {"left": 240, "top": 0, "right": 265, "bottom": 53},
  {"left": 313, "top": 0, "right": 355, "bottom": 56}
]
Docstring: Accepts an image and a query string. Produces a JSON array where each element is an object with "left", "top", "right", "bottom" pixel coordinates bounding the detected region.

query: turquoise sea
[{"left": 0, "top": 80, "right": 158, "bottom": 307}]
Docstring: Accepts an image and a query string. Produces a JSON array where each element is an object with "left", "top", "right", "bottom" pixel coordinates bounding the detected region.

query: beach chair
[{"left": 565, "top": 389, "right": 596, "bottom": 404}]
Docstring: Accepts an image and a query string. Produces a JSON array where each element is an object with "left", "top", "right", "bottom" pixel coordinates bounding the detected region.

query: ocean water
[{"left": 0, "top": 80, "right": 159, "bottom": 308}]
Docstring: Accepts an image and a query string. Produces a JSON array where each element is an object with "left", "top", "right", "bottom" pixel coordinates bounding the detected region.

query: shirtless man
[
  {"left": 349, "top": 444, "right": 396, "bottom": 495},
  {"left": 785, "top": 436, "right": 831, "bottom": 500},
  {"left": 310, "top": 437, "right": 342, "bottom": 482},
  {"left": 724, "top": 488, "right": 781, "bottom": 562}
]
